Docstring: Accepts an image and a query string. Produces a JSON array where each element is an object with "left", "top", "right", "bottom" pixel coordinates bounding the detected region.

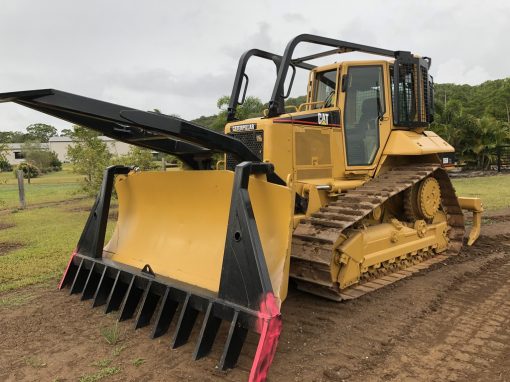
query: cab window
[
  {"left": 390, "top": 65, "right": 418, "bottom": 123},
  {"left": 313, "top": 69, "right": 337, "bottom": 108},
  {"left": 344, "top": 66, "right": 384, "bottom": 166}
]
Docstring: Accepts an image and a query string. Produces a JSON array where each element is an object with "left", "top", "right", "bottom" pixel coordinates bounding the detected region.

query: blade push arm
[{"left": 0, "top": 89, "right": 260, "bottom": 168}]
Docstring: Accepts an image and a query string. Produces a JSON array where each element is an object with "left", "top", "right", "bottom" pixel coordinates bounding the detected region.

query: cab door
[{"left": 339, "top": 62, "right": 391, "bottom": 175}]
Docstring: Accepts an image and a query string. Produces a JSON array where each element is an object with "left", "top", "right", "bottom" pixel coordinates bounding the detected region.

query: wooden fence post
[
  {"left": 17, "top": 170, "right": 26, "bottom": 209},
  {"left": 497, "top": 146, "right": 502, "bottom": 173}
]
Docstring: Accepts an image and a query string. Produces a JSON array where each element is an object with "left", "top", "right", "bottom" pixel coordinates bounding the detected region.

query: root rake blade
[
  {"left": 57, "top": 162, "right": 290, "bottom": 381},
  {"left": 59, "top": 254, "right": 282, "bottom": 379}
]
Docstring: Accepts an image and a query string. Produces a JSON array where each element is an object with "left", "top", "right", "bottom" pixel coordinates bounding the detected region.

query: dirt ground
[{"left": 1, "top": 210, "right": 510, "bottom": 381}]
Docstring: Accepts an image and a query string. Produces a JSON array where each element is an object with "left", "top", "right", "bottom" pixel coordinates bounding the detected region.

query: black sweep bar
[
  {"left": 227, "top": 48, "right": 315, "bottom": 122},
  {"left": 267, "top": 34, "right": 398, "bottom": 117},
  {"left": 0, "top": 89, "right": 260, "bottom": 169}
]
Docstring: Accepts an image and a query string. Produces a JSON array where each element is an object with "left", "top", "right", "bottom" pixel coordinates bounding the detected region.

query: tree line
[
  {"left": 0, "top": 123, "right": 65, "bottom": 143},
  {"left": 2, "top": 78, "right": 509, "bottom": 195},
  {"left": 193, "top": 79, "right": 510, "bottom": 169},
  {"left": 431, "top": 79, "right": 510, "bottom": 169}
]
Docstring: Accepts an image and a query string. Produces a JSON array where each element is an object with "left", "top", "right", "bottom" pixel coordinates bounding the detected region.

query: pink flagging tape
[{"left": 249, "top": 293, "right": 282, "bottom": 382}]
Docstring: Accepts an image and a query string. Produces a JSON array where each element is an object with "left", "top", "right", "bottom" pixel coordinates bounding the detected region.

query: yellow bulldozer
[{"left": 0, "top": 34, "right": 483, "bottom": 381}]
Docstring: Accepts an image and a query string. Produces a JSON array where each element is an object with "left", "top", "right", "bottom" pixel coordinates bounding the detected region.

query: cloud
[
  {"left": 282, "top": 12, "right": 307, "bottom": 23},
  {"left": 0, "top": 0, "right": 509, "bottom": 132},
  {"left": 97, "top": 68, "right": 235, "bottom": 118},
  {"left": 220, "top": 22, "right": 276, "bottom": 60},
  {"left": 435, "top": 59, "right": 493, "bottom": 85},
  {"left": 105, "top": 68, "right": 232, "bottom": 98}
]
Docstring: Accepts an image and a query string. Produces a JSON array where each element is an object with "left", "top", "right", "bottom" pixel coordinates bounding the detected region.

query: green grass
[
  {"left": 80, "top": 358, "right": 121, "bottom": 382},
  {"left": 111, "top": 345, "right": 127, "bottom": 357},
  {"left": 0, "top": 291, "right": 36, "bottom": 307},
  {"left": 100, "top": 323, "right": 122, "bottom": 345},
  {"left": 91, "top": 359, "right": 112, "bottom": 368},
  {"left": 0, "top": 163, "right": 83, "bottom": 184},
  {"left": 79, "top": 367, "right": 120, "bottom": 382},
  {"left": 0, "top": 199, "right": 106, "bottom": 293},
  {"left": 132, "top": 358, "right": 145, "bottom": 367},
  {"left": 452, "top": 174, "right": 510, "bottom": 210},
  {"left": 0, "top": 164, "right": 86, "bottom": 209}
]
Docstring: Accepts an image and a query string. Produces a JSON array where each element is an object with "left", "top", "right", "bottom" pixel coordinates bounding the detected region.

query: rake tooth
[
  {"left": 219, "top": 311, "right": 247, "bottom": 370},
  {"left": 62, "top": 256, "right": 265, "bottom": 373},
  {"left": 192, "top": 302, "right": 222, "bottom": 360},
  {"left": 92, "top": 267, "right": 114, "bottom": 308},
  {"left": 118, "top": 276, "right": 145, "bottom": 322},
  {"left": 70, "top": 258, "right": 88, "bottom": 295},
  {"left": 151, "top": 287, "right": 180, "bottom": 339},
  {"left": 134, "top": 281, "right": 161, "bottom": 329},
  {"left": 105, "top": 270, "right": 128, "bottom": 314},
  {"left": 59, "top": 254, "right": 79, "bottom": 289},
  {"left": 171, "top": 293, "right": 199, "bottom": 348},
  {"left": 81, "top": 263, "right": 103, "bottom": 301}
]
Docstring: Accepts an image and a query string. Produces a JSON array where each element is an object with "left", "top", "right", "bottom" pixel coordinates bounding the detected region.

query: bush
[
  {"left": 21, "top": 143, "right": 62, "bottom": 173},
  {"left": 14, "top": 162, "right": 40, "bottom": 179},
  {"left": 112, "top": 146, "right": 159, "bottom": 171},
  {"left": 0, "top": 158, "right": 12, "bottom": 172},
  {"left": 48, "top": 150, "right": 62, "bottom": 171},
  {"left": 67, "top": 126, "right": 112, "bottom": 196}
]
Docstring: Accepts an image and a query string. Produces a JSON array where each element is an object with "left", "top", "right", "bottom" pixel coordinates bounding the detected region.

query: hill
[
  {"left": 435, "top": 78, "right": 510, "bottom": 122},
  {"left": 192, "top": 79, "right": 510, "bottom": 129}
]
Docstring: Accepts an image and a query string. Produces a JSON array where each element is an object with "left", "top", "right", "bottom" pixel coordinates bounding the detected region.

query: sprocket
[{"left": 404, "top": 176, "right": 441, "bottom": 221}]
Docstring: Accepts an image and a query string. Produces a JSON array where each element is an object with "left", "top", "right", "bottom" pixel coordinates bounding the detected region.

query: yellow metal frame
[
  {"left": 458, "top": 197, "right": 483, "bottom": 245},
  {"left": 334, "top": 218, "right": 448, "bottom": 288}
]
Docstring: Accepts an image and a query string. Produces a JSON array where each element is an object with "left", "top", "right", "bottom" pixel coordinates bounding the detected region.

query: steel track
[{"left": 290, "top": 163, "right": 465, "bottom": 300}]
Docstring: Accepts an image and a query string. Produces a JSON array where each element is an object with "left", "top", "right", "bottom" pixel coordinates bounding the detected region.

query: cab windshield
[{"left": 313, "top": 69, "right": 337, "bottom": 108}]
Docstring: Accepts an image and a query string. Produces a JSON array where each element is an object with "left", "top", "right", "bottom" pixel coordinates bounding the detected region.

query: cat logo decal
[{"left": 318, "top": 113, "right": 329, "bottom": 125}]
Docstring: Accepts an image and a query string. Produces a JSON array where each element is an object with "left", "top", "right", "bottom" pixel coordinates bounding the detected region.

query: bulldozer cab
[
  {"left": 307, "top": 63, "right": 387, "bottom": 168},
  {"left": 294, "top": 62, "right": 390, "bottom": 178},
  {"left": 226, "top": 35, "right": 435, "bottom": 181}
]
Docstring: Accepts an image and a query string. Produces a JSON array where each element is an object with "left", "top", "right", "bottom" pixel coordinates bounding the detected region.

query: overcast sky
[{"left": 0, "top": 0, "right": 509, "bottom": 132}]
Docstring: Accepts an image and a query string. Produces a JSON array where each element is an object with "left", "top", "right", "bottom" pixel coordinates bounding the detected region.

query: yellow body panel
[
  {"left": 383, "top": 130, "right": 454, "bottom": 155},
  {"left": 104, "top": 170, "right": 294, "bottom": 302}
]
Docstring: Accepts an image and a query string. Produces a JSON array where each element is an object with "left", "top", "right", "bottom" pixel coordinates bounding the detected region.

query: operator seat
[
  {"left": 346, "top": 97, "right": 379, "bottom": 165},
  {"left": 358, "top": 97, "right": 379, "bottom": 130}
]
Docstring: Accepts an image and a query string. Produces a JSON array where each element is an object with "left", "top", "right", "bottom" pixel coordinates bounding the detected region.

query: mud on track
[{"left": 1, "top": 214, "right": 510, "bottom": 381}]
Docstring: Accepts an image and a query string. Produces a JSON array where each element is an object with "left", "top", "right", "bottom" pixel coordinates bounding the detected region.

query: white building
[{"left": 4, "top": 136, "right": 132, "bottom": 165}]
